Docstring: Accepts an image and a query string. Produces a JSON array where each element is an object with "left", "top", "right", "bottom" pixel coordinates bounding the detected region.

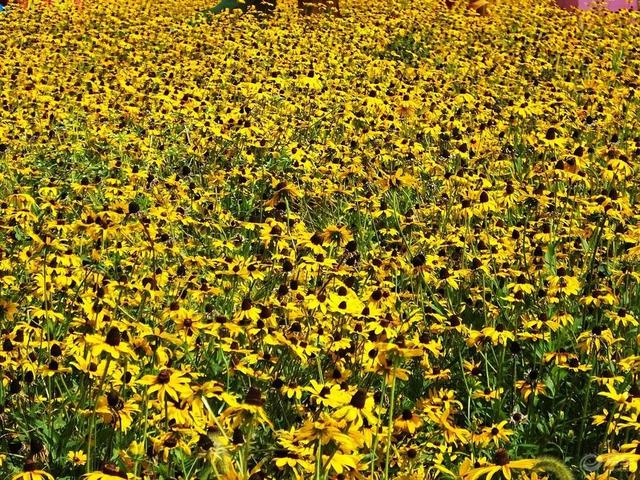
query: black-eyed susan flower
[
  {"left": 11, "top": 461, "right": 54, "bottom": 480},
  {"left": 394, "top": 408, "right": 424, "bottom": 434},
  {"left": 67, "top": 450, "right": 87, "bottom": 466},
  {"left": 82, "top": 464, "right": 130, "bottom": 479},
  {"left": 462, "top": 449, "right": 537, "bottom": 480},
  {"left": 597, "top": 440, "right": 640, "bottom": 474},
  {"left": 334, "top": 388, "right": 378, "bottom": 429},
  {"left": 474, "top": 421, "right": 514, "bottom": 447},
  {"left": 138, "top": 368, "right": 192, "bottom": 402}
]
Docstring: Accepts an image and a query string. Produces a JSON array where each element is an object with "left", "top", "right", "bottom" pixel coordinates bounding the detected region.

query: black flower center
[
  {"left": 106, "top": 327, "right": 121, "bottom": 347},
  {"left": 494, "top": 448, "right": 510, "bottom": 466},
  {"left": 350, "top": 389, "right": 367, "bottom": 409},
  {"left": 245, "top": 386, "right": 264, "bottom": 406},
  {"left": 157, "top": 369, "right": 171, "bottom": 384}
]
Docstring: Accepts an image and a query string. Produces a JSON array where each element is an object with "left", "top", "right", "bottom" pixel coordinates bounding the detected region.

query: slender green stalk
[
  {"left": 370, "top": 375, "right": 388, "bottom": 479},
  {"left": 383, "top": 374, "right": 397, "bottom": 480},
  {"left": 87, "top": 355, "right": 112, "bottom": 472},
  {"left": 315, "top": 439, "right": 323, "bottom": 480}
]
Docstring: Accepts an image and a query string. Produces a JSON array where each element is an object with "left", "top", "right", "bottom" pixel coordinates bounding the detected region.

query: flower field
[{"left": 0, "top": 0, "right": 640, "bottom": 478}]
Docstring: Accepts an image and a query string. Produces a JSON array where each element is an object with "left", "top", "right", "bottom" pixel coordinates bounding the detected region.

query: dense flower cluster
[{"left": 0, "top": 0, "right": 639, "bottom": 479}]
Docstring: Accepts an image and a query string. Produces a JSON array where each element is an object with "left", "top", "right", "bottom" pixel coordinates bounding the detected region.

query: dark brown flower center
[
  {"left": 350, "top": 389, "right": 367, "bottom": 409},
  {"left": 102, "top": 464, "right": 127, "bottom": 478},
  {"left": 23, "top": 459, "right": 37, "bottom": 472},
  {"left": 106, "top": 327, "right": 121, "bottom": 347},
  {"left": 245, "top": 386, "right": 264, "bottom": 406},
  {"left": 494, "top": 448, "right": 510, "bottom": 466},
  {"left": 157, "top": 369, "right": 171, "bottom": 384}
]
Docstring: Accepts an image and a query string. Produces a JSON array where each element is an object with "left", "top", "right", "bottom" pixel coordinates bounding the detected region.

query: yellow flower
[
  {"left": 83, "top": 464, "right": 132, "bottom": 479},
  {"left": 472, "top": 387, "right": 504, "bottom": 401},
  {"left": 473, "top": 421, "right": 514, "bottom": 447},
  {"left": 128, "top": 440, "right": 145, "bottom": 458},
  {"left": 322, "top": 452, "right": 365, "bottom": 476},
  {"left": 462, "top": 450, "right": 537, "bottom": 480},
  {"left": 0, "top": 300, "right": 18, "bottom": 320},
  {"left": 597, "top": 441, "right": 640, "bottom": 473},
  {"left": 12, "top": 461, "right": 55, "bottom": 480},
  {"left": 66, "top": 450, "right": 87, "bottom": 466},
  {"left": 334, "top": 388, "right": 378, "bottom": 429},
  {"left": 515, "top": 379, "right": 547, "bottom": 401},
  {"left": 427, "top": 407, "right": 471, "bottom": 445},
  {"left": 137, "top": 368, "right": 192, "bottom": 402},
  {"left": 394, "top": 408, "right": 424, "bottom": 434},
  {"left": 297, "top": 414, "right": 356, "bottom": 449},
  {"left": 305, "top": 380, "right": 351, "bottom": 408}
]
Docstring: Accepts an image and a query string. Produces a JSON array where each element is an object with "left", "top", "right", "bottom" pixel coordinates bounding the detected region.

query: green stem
[
  {"left": 384, "top": 374, "right": 397, "bottom": 480},
  {"left": 369, "top": 375, "right": 387, "bottom": 479},
  {"left": 87, "top": 355, "right": 112, "bottom": 472},
  {"left": 315, "top": 439, "right": 323, "bottom": 480}
]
